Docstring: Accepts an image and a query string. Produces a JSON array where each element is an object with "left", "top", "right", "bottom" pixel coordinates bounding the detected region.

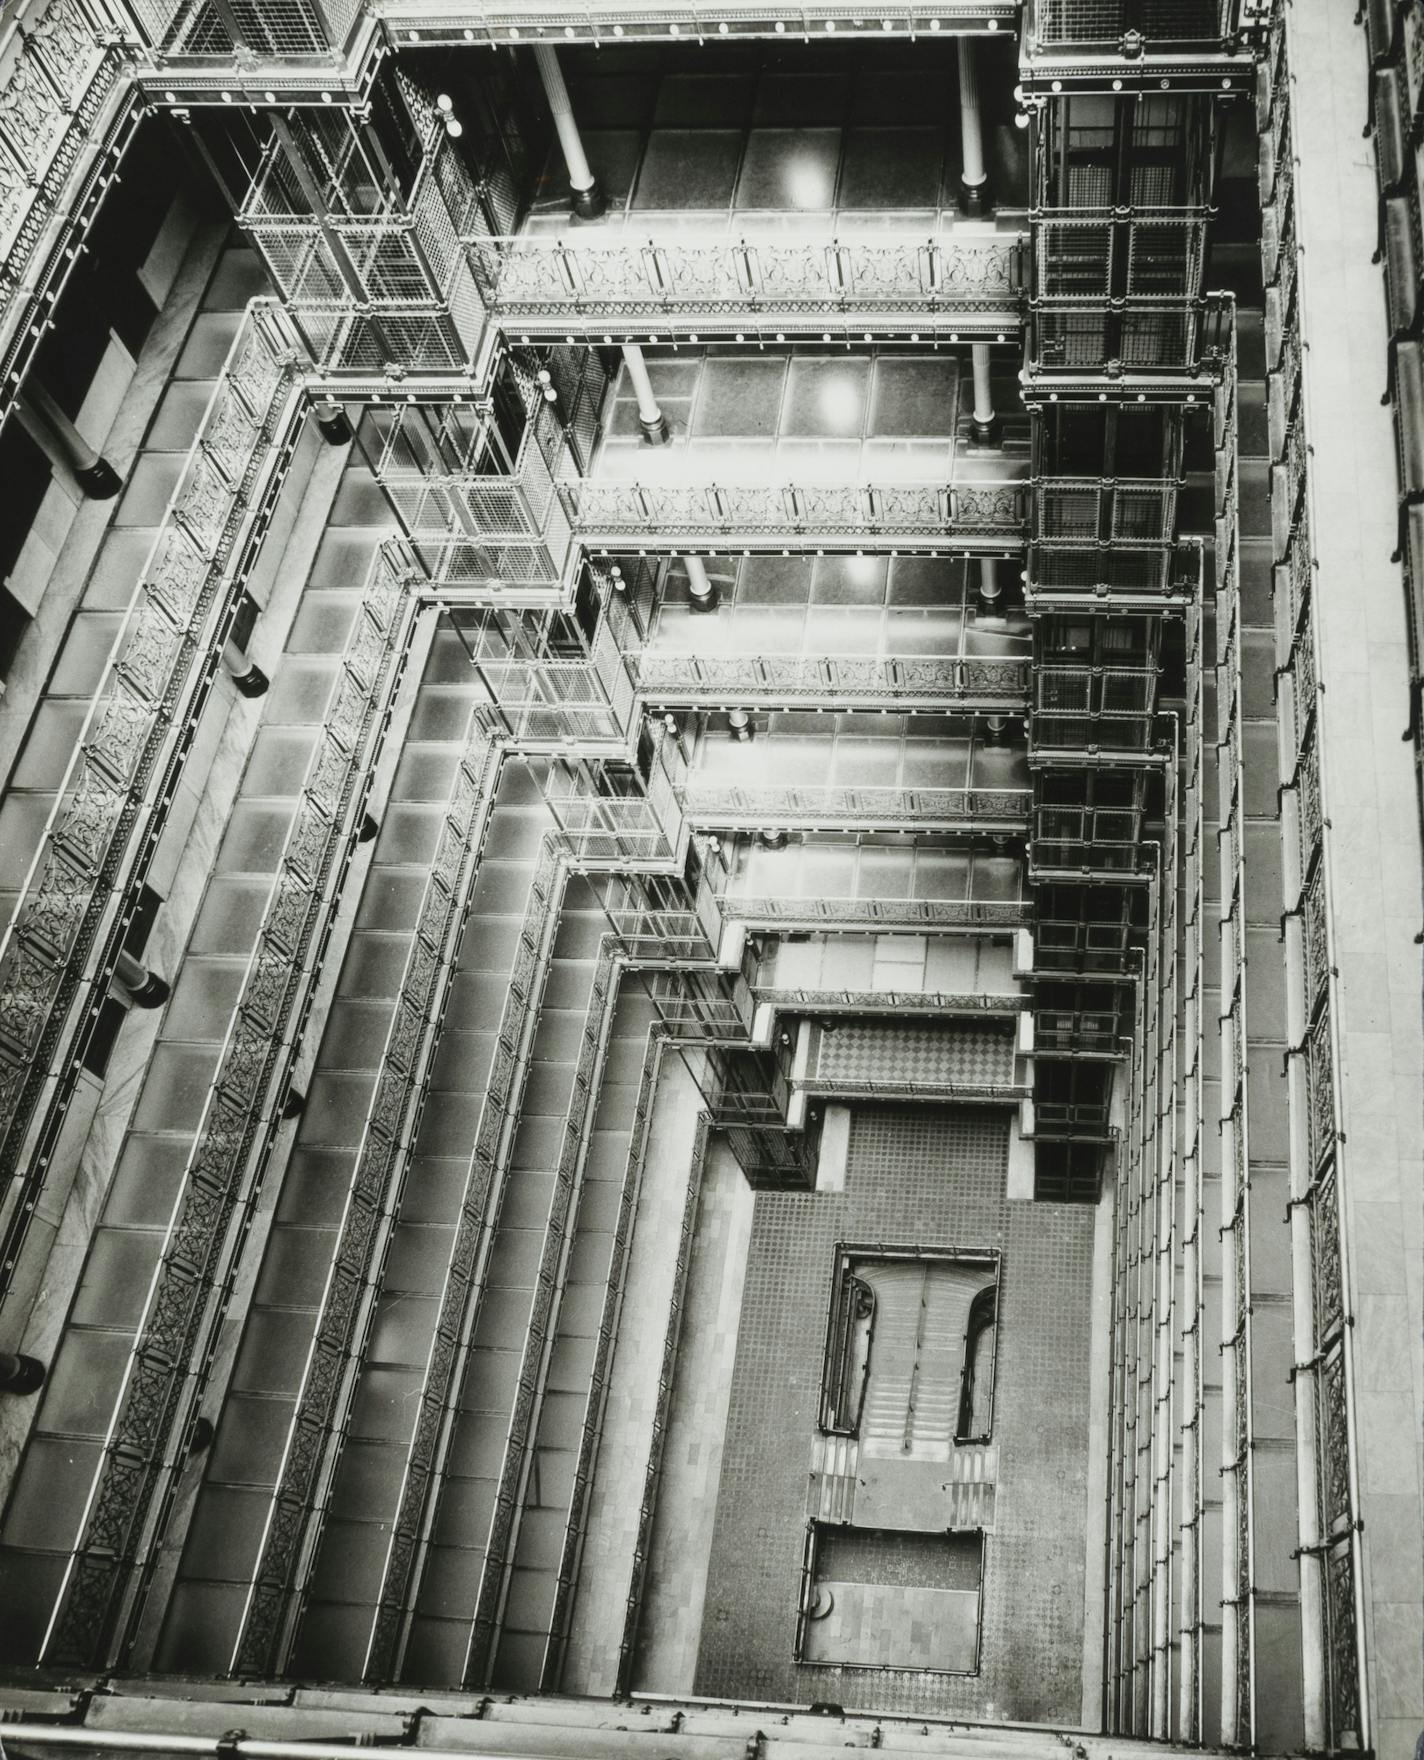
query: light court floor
[
  {"left": 646, "top": 554, "right": 1031, "bottom": 663},
  {"left": 591, "top": 350, "right": 1028, "bottom": 486},
  {"left": 522, "top": 43, "right": 1029, "bottom": 231}
]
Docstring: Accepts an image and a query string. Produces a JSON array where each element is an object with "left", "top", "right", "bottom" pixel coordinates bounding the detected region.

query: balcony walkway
[
  {"left": 680, "top": 712, "right": 1030, "bottom": 831},
  {"left": 637, "top": 552, "right": 1029, "bottom": 707},
  {"left": 570, "top": 347, "right": 1029, "bottom": 548},
  {"left": 482, "top": 53, "right": 1027, "bottom": 338}
]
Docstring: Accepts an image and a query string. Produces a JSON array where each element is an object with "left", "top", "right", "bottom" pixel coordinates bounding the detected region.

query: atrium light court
[{"left": 0, "top": 3, "right": 1418, "bottom": 1760}]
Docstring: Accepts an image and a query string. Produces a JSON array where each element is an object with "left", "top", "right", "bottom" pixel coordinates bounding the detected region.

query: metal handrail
[
  {"left": 41, "top": 540, "right": 416, "bottom": 1669},
  {"left": 232, "top": 704, "right": 504, "bottom": 1677},
  {"left": 465, "top": 225, "right": 1026, "bottom": 319},
  {"left": 0, "top": 300, "right": 306, "bottom": 1309}
]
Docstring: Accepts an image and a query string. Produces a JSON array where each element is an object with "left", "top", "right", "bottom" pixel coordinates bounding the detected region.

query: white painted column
[
  {"left": 533, "top": 44, "right": 606, "bottom": 219},
  {"left": 977, "top": 555, "right": 1002, "bottom": 609},
  {"left": 956, "top": 37, "right": 990, "bottom": 215},
  {"left": 221, "top": 636, "right": 269, "bottom": 698},
  {"left": 622, "top": 342, "right": 669, "bottom": 444},
  {"left": 683, "top": 554, "right": 718, "bottom": 610},
  {"left": 15, "top": 381, "right": 121, "bottom": 498},
  {"left": 114, "top": 948, "right": 170, "bottom": 1009},
  {"left": 970, "top": 342, "right": 999, "bottom": 444}
]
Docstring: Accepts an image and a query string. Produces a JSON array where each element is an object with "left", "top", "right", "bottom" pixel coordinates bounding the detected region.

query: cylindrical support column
[
  {"left": 221, "top": 636, "right": 269, "bottom": 698},
  {"left": 0, "top": 1353, "right": 46, "bottom": 1395},
  {"left": 622, "top": 343, "right": 669, "bottom": 444},
  {"left": 683, "top": 554, "right": 719, "bottom": 611},
  {"left": 976, "top": 555, "right": 1003, "bottom": 611},
  {"left": 16, "top": 382, "right": 122, "bottom": 498},
  {"left": 984, "top": 713, "right": 1009, "bottom": 744},
  {"left": 956, "top": 38, "right": 991, "bottom": 216},
  {"left": 533, "top": 45, "right": 606, "bottom": 220},
  {"left": 970, "top": 343, "right": 1000, "bottom": 446},
  {"left": 114, "top": 948, "right": 170, "bottom": 1010}
]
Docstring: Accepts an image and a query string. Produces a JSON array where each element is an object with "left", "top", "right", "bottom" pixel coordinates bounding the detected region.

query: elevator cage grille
[
  {"left": 1027, "top": 547, "right": 1177, "bottom": 598},
  {"left": 1028, "top": 0, "right": 1236, "bottom": 50},
  {"left": 356, "top": 348, "right": 610, "bottom": 595},
  {"left": 238, "top": 114, "right": 486, "bottom": 372},
  {"left": 1035, "top": 213, "right": 1208, "bottom": 304},
  {"left": 120, "top": 0, "right": 356, "bottom": 57}
]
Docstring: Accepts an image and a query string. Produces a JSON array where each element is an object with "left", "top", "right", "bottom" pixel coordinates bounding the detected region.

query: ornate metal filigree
[
  {"left": 45, "top": 526, "right": 412, "bottom": 1670},
  {"left": 234, "top": 710, "right": 500, "bottom": 1677}
]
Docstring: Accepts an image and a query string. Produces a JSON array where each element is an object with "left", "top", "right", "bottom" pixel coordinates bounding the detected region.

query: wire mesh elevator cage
[
  {"left": 237, "top": 96, "right": 486, "bottom": 372},
  {"left": 446, "top": 562, "right": 640, "bottom": 744},
  {"left": 355, "top": 347, "right": 611, "bottom": 600},
  {"left": 117, "top": 0, "right": 359, "bottom": 58}
]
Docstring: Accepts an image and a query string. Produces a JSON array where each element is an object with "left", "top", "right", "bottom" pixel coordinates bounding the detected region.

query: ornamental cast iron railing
[
  {"left": 42, "top": 540, "right": 416, "bottom": 1668},
  {"left": 465, "top": 226, "right": 1025, "bottom": 325},
  {"left": 635, "top": 650, "right": 1030, "bottom": 709},
  {"left": 0, "top": 0, "right": 137, "bottom": 430},
  {"left": 678, "top": 781, "right": 1029, "bottom": 830},
  {"left": 0, "top": 300, "right": 304, "bottom": 1310},
  {"left": 231, "top": 707, "right": 504, "bottom": 1677},
  {"left": 563, "top": 478, "right": 1027, "bottom": 546}
]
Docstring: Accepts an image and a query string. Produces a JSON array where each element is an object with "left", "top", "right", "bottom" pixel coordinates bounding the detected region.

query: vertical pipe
[
  {"left": 113, "top": 949, "right": 170, "bottom": 1010},
  {"left": 957, "top": 38, "right": 991, "bottom": 215},
  {"left": 683, "top": 555, "right": 717, "bottom": 610},
  {"left": 622, "top": 343, "right": 669, "bottom": 444},
  {"left": 15, "top": 383, "right": 121, "bottom": 498},
  {"left": 977, "top": 556, "right": 1002, "bottom": 609},
  {"left": 533, "top": 45, "right": 606, "bottom": 220},
  {"left": 221, "top": 637, "right": 269, "bottom": 699},
  {"left": 969, "top": 343, "right": 1000, "bottom": 445}
]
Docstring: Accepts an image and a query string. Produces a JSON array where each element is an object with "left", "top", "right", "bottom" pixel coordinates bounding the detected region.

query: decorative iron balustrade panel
[
  {"left": 760, "top": 987, "right": 1018, "bottom": 1017},
  {"left": 724, "top": 895, "right": 1029, "bottom": 929},
  {"left": 0, "top": 303, "right": 302, "bottom": 1307},
  {"left": 634, "top": 651, "right": 1029, "bottom": 705},
  {"left": 1174, "top": 579, "right": 1208, "bottom": 1739},
  {"left": 0, "top": 1, "right": 134, "bottom": 395},
  {"left": 468, "top": 232, "right": 1023, "bottom": 322},
  {"left": 234, "top": 706, "right": 503, "bottom": 1677},
  {"left": 465, "top": 944, "right": 621, "bottom": 1683},
  {"left": 122, "top": 0, "right": 346, "bottom": 57},
  {"left": 561, "top": 478, "right": 1027, "bottom": 543},
  {"left": 362, "top": 842, "right": 563, "bottom": 1680},
  {"left": 1028, "top": 0, "right": 1233, "bottom": 51},
  {"left": 614, "top": 1111, "right": 709, "bottom": 1695},
  {"left": 679, "top": 783, "right": 1029, "bottom": 827},
  {"left": 381, "top": 0, "right": 1018, "bottom": 33},
  {"left": 44, "top": 543, "right": 415, "bottom": 1669}
]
